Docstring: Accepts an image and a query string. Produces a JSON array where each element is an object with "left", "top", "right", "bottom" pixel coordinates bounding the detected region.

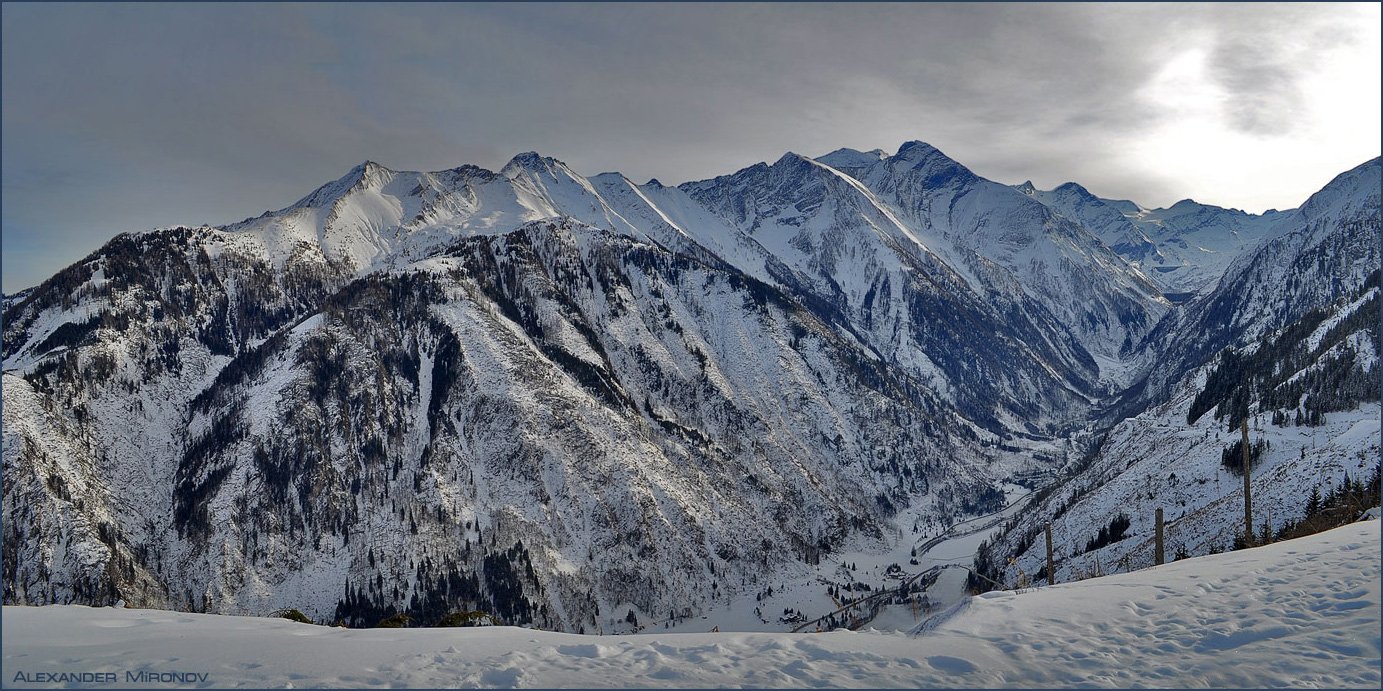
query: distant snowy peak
[
  {"left": 892, "top": 139, "right": 950, "bottom": 161},
  {"left": 680, "top": 150, "right": 892, "bottom": 232},
  {"left": 500, "top": 151, "right": 585, "bottom": 184},
  {"left": 814, "top": 147, "right": 889, "bottom": 172},
  {"left": 212, "top": 151, "right": 676, "bottom": 276},
  {"left": 818, "top": 140, "right": 1166, "bottom": 367},
  {"left": 286, "top": 160, "right": 395, "bottom": 211},
  {"left": 1017, "top": 180, "right": 1162, "bottom": 265},
  {"left": 883, "top": 140, "right": 980, "bottom": 189},
  {"left": 1017, "top": 177, "right": 1288, "bottom": 293}
]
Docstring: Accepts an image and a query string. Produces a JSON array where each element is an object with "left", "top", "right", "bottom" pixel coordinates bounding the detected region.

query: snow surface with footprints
[{"left": 4, "top": 519, "right": 1377, "bottom": 688}]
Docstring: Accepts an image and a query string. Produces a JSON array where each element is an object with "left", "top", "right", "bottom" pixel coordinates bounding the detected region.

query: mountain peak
[
  {"left": 771, "top": 151, "right": 815, "bottom": 168},
  {"left": 346, "top": 160, "right": 397, "bottom": 184},
  {"left": 1015, "top": 180, "right": 1037, "bottom": 195},
  {"left": 289, "top": 159, "right": 393, "bottom": 209},
  {"left": 1054, "top": 181, "right": 1093, "bottom": 196},
  {"left": 888, "top": 140, "right": 977, "bottom": 189},
  {"left": 503, "top": 151, "right": 545, "bottom": 170},
  {"left": 1298, "top": 156, "right": 1382, "bottom": 221},
  {"left": 501, "top": 151, "right": 572, "bottom": 179},
  {"left": 815, "top": 147, "right": 888, "bottom": 170},
  {"left": 894, "top": 140, "right": 946, "bottom": 161},
  {"left": 890, "top": 140, "right": 972, "bottom": 174}
]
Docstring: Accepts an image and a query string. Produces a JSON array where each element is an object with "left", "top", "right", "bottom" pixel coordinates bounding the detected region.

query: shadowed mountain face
[{"left": 2, "top": 143, "right": 1373, "bottom": 631}]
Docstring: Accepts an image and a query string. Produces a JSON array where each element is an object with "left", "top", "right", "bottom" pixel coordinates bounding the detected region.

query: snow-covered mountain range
[
  {"left": 2, "top": 142, "right": 1376, "bottom": 631},
  {"left": 1016, "top": 179, "right": 1289, "bottom": 296}
]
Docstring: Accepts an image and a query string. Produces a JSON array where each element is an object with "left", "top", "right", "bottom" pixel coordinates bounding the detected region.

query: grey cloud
[
  {"left": 1201, "top": 4, "right": 1364, "bottom": 136},
  {"left": 1, "top": 3, "right": 1376, "bottom": 291},
  {"left": 1210, "top": 41, "right": 1302, "bottom": 136}
]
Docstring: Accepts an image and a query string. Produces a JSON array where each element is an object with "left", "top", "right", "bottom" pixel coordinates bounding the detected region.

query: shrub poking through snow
[
  {"left": 376, "top": 613, "right": 410, "bottom": 628},
  {"left": 1084, "top": 513, "right": 1132, "bottom": 554},
  {"left": 437, "top": 610, "right": 498, "bottom": 627}
]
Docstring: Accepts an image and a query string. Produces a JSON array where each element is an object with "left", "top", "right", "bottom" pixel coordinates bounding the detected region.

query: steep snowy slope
[
  {"left": 174, "top": 219, "right": 999, "bottom": 629},
  {"left": 1130, "top": 157, "right": 1381, "bottom": 411},
  {"left": 676, "top": 151, "right": 1106, "bottom": 426},
  {"left": 980, "top": 339, "right": 1377, "bottom": 588},
  {"left": 821, "top": 142, "right": 1168, "bottom": 378},
  {"left": 3, "top": 226, "right": 351, "bottom": 612},
  {"left": 4, "top": 216, "right": 1011, "bottom": 629}
]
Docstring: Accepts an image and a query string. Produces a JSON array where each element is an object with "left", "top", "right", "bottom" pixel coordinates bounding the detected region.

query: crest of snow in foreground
[{"left": 4, "top": 519, "right": 1378, "bottom": 688}]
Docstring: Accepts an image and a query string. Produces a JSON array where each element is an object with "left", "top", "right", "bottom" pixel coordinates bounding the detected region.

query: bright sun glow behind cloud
[
  {"left": 1130, "top": 5, "right": 1381, "bottom": 212},
  {"left": 2, "top": 3, "right": 1379, "bottom": 291}
]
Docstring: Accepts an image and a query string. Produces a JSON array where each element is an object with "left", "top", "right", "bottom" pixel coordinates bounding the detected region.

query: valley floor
[{"left": 4, "top": 519, "right": 1378, "bottom": 688}]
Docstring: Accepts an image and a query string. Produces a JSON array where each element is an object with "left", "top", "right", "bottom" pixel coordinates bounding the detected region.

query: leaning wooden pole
[
  {"left": 1045, "top": 523, "right": 1055, "bottom": 585},
  {"left": 1154, "top": 508, "right": 1165, "bottom": 565},
  {"left": 1241, "top": 418, "right": 1253, "bottom": 545}
]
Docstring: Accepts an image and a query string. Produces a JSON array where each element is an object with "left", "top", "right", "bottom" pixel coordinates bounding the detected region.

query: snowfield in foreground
[{"left": 4, "top": 520, "right": 1379, "bottom": 689}]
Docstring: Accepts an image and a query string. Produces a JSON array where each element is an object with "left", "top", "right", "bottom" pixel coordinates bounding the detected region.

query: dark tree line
[{"left": 1188, "top": 274, "right": 1379, "bottom": 431}]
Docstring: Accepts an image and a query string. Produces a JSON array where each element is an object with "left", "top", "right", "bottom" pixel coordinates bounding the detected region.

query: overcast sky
[{"left": 3, "top": 3, "right": 1379, "bottom": 293}]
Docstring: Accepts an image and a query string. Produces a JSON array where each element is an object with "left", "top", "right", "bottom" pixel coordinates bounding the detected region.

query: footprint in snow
[{"left": 926, "top": 655, "right": 977, "bottom": 674}]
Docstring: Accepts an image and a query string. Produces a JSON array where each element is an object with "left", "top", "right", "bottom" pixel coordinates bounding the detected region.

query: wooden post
[
  {"left": 1241, "top": 418, "right": 1253, "bottom": 545},
  {"left": 1044, "top": 522, "right": 1055, "bottom": 585},
  {"left": 1154, "top": 508, "right": 1165, "bottom": 565}
]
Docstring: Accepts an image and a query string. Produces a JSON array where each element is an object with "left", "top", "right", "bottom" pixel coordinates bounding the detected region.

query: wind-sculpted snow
[{"left": 4, "top": 520, "right": 1377, "bottom": 688}]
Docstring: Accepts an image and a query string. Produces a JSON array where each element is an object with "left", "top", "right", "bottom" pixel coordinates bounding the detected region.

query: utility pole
[
  {"left": 1242, "top": 418, "right": 1253, "bottom": 546},
  {"left": 1154, "top": 508, "right": 1165, "bottom": 565},
  {"left": 1045, "top": 523, "right": 1055, "bottom": 585}
]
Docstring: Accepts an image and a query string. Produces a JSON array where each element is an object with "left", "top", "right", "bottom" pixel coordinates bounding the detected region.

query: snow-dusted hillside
[
  {"left": 0, "top": 214, "right": 1013, "bottom": 629},
  {"left": 4, "top": 519, "right": 1378, "bottom": 688}
]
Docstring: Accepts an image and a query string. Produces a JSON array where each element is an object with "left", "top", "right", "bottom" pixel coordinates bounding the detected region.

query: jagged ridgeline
[{"left": 3, "top": 144, "right": 1376, "bottom": 630}]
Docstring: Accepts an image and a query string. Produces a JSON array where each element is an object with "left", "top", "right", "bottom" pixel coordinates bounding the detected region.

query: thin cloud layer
[{"left": 3, "top": 3, "right": 1378, "bottom": 292}]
